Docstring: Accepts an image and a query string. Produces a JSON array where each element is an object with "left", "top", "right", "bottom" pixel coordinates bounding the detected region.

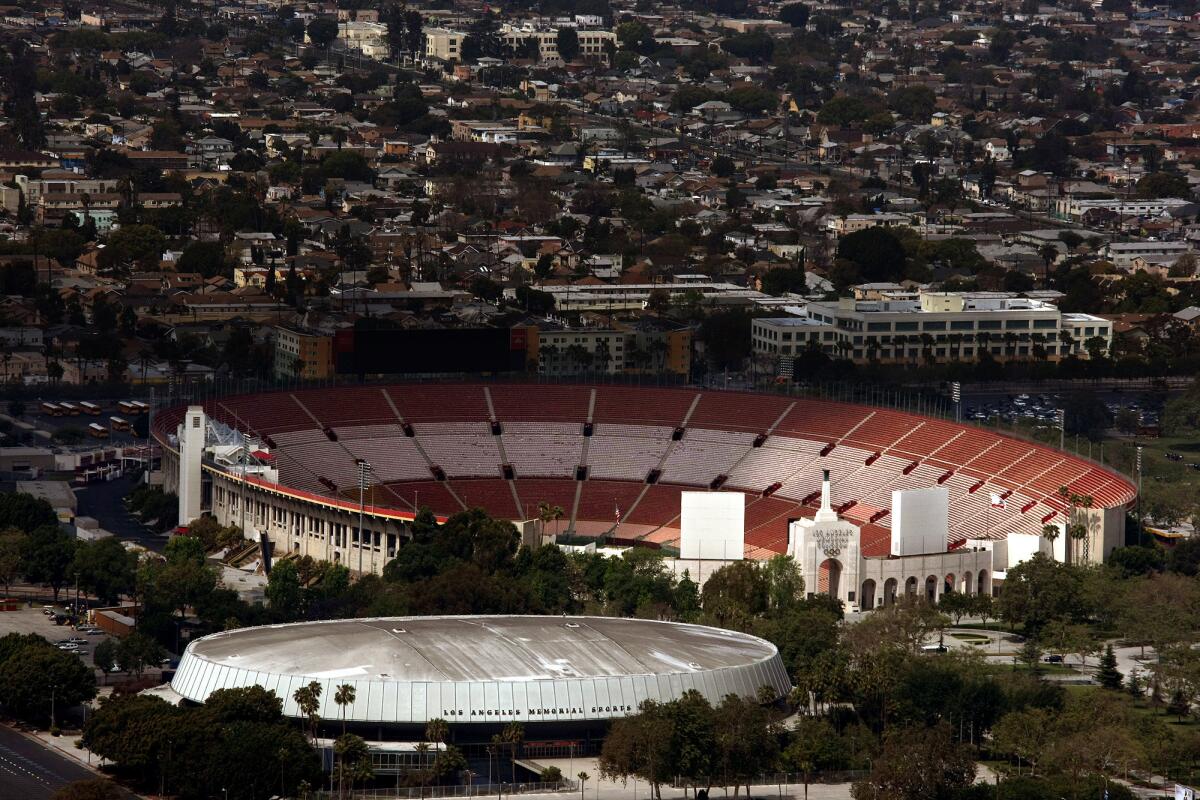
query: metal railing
[{"left": 312, "top": 781, "right": 576, "bottom": 800}]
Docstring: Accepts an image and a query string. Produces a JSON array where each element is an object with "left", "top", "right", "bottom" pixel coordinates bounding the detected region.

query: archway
[
  {"left": 861, "top": 579, "right": 877, "bottom": 610},
  {"left": 883, "top": 578, "right": 898, "bottom": 605},
  {"left": 962, "top": 571, "right": 973, "bottom": 596},
  {"left": 925, "top": 575, "right": 938, "bottom": 602},
  {"left": 944, "top": 573, "right": 956, "bottom": 595},
  {"left": 977, "top": 569, "right": 990, "bottom": 596},
  {"left": 905, "top": 576, "right": 918, "bottom": 596},
  {"left": 818, "top": 558, "right": 842, "bottom": 599}
]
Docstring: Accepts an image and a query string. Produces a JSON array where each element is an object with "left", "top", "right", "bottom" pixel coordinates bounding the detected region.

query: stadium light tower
[
  {"left": 240, "top": 432, "right": 252, "bottom": 536},
  {"left": 1056, "top": 408, "right": 1065, "bottom": 450},
  {"left": 950, "top": 382, "right": 961, "bottom": 422},
  {"left": 356, "top": 459, "right": 373, "bottom": 575}
]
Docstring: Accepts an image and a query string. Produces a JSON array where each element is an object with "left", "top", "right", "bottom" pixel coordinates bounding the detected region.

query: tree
[
  {"left": 334, "top": 734, "right": 374, "bottom": 797},
  {"left": 334, "top": 683, "right": 356, "bottom": 735},
  {"left": 762, "top": 267, "right": 808, "bottom": 296},
  {"left": 176, "top": 241, "right": 228, "bottom": 279},
  {"left": 0, "top": 638, "right": 96, "bottom": 725},
  {"left": 991, "top": 708, "right": 1053, "bottom": 775},
  {"left": 0, "top": 527, "right": 27, "bottom": 598},
  {"left": 93, "top": 638, "right": 118, "bottom": 673},
  {"left": 779, "top": 2, "right": 810, "bottom": 26},
  {"left": 938, "top": 590, "right": 974, "bottom": 625},
  {"left": 837, "top": 227, "right": 907, "bottom": 283},
  {"left": 292, "top": 680, "right": 323, "bottom": 741},
  {"left": 1097, "top": 643, "right": 1123, "bottom": 691},
  {"left": 306, "top": 16, "right": 338, "bottom": 49},
  {"left": 23, "top": 525, "right": 76, "bottom": 600},
  {"left": 1136, "top": 172, "right": 1191, "bottom": 200},
  {"left": 73, "top": 537, "right": 137, "bottom": 605},
  {"left": 556, "top": 27, "right": 580, "bottom": 61},
  {"left": 785, "top": 717, "right": 840, "bottom": 800},
  {"left": 51, "top": 779, "right": 124, "bottom": 800},
  {"left": 0, "top": 492, "right": 59, "bottom": 531},
  {"left": 266, "top": 560, "right": 303, "bottom": 619},
  {"left": 116, "top": 632, "right": 166, "bottom": 677},
  {"left": 851, "top": 723, "right": 975, "bottom": 800}
]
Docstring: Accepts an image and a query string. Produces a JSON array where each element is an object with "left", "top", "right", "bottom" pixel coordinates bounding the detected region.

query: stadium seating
[
  {"left": 502, "top": 422, "right": 583, "bottom": 478},
  {"left": 177, "top": 384, "right": 1135, "bottom": 560},
  {"left": 660, "top": 429, "right": 756, "bottom": 486},
  {"left": 489, "top": 385, "right": 590, "bottom": 422},
  {"left": 587, "top": 424, "right": 674, "bottom": 480}
]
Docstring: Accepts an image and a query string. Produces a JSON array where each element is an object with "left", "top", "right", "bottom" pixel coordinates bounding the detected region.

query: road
[
  {"left": 0, "top": 725, "right": 102, "bottom": 800},
  {"left": 75, "top": 472, "right": 168, "bottom": 552}
]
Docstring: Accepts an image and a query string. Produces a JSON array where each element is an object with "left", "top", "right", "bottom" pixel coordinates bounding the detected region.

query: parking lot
[{"left": 0, "top": 605, "right": 112, "bottom": 673}]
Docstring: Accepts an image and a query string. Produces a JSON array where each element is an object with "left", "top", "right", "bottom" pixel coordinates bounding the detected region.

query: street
[
  {"left": 75, "top": 472, "right": 168, "bottom": 552},
  {"left": 0, "top": 725, "right": 103, "bottom": 800}
]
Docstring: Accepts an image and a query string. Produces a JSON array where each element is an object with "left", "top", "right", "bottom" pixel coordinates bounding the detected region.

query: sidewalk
[{"left": 26, "top": 727, "right": 110, "bottom": 772}]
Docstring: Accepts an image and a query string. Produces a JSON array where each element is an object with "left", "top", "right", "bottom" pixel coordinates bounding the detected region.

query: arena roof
[{"left": 171, "top": 616, "right": 792, "bottom": 725}]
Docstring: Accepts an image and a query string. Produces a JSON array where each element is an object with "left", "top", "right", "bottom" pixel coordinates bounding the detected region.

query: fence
[
  {"left": 313, "top": 781, "right": 576, "bottom": 800},
  {"left": 670, "top": 771, "right": 870, "bottom": 789}
]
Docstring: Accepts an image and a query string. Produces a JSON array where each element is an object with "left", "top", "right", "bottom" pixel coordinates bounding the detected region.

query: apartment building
[
  {"left": 274, "top": 325, "right": 336, "bottom": 380},
  {"left": 1102, "top": 240, "right": 1193, "bottom": 270},
  {"left": 520, "top": 316, "right": 691, "bottom": 376},
  {"left": 424, "top": 28, "right": 467, "bottom": 61},
  {"left": 1052, "top": 196, "right": 1194, "bottom": 223},
  {"left": 826, "top": 213, "right": 916, "bottom": 237},
  {"left": 499, "top": 26, "right": 616, "bottom": 63},
  {"left": 530, "top": 282, "right": 766, "bottom": 313},
  {"left": 751, "top": 292, "right": 1112, "bottom": 365},
  {"left": 425, "top": 25, "right": 614, "bottom": 63}
]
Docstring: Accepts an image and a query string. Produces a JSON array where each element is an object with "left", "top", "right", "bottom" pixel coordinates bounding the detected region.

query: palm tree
[
  {"left": 500, "top": 722, "right": 524, "bottom": 782},
  {"left": 425, "top": 717, "right": 450, "bottom": 747},
  {"left": 292, "top": 680, "right": 323, "bottom": 742},
  {"left": 577, "top": 771, "right": 590, "bottom": 800},
  {"left": 415, "top": 741, "right": 431, "bottom": 798},
  {"left": 536, "top": 502, "right": 564, "bottom": 539},
  {"left": 334, "top": 683, "right": 356, "bottom": 736}
]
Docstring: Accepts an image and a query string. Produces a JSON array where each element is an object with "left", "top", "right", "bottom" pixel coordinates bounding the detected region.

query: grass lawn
[
  {"left": 950, "top": 633, "right": 991, "bottom": 644},
  {"left": 955, "top": 622, "right": 1019, "bottom": 634},
  {"left": 1000, "top": 662, "right": 1083, "bottom": 676}
]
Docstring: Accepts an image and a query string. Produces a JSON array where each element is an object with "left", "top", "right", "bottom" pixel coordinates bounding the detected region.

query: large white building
[
  {"left": 752, "top": 291, "right": 1113, "bottom": 365},
  {"left": 424, "top": 24, "right": 615, "bottom": 63}
]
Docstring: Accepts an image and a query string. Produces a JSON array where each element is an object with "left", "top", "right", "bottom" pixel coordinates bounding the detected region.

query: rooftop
[{"left": 184, "top": 615, "right": 778, "bottom": 682}]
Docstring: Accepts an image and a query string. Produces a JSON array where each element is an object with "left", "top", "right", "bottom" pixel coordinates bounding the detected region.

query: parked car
[{"left": 1043, "top": 654, "right": 1064, "bottom": 663}]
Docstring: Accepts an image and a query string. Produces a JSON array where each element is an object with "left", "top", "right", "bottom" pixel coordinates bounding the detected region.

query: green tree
[
  {"left": 0, "top": 492, "right": 59, "bottom": 531},
  {"left": 785, "top": 717, "right": 841, "bottom": 800},
  {"left": 265, "top": 560, "right": 303, "bottom": 619},
  {"left": 556, "top": 27, "right": 580, "bottom": 61},
  {"left": 1135, "top": 172, "right": 1191, "bottom": 199},
  {"left": 22, "top": 525, "right": 76, "bottom": 600},
  {"left": 779, "top": 2, "right": 810, "bottom": 26},
  {"left": 851, "top": 723, "right": 974, "bottom": 800},
  {"left": 0, "top": 527, "right": 28, "bottom": 598},
  {"left": 1097, "top": 643, "right": 1123, "bottom": 691},
  {"left": 306, "top": 16, "right": 338, "bottom": 48},
  {"left": 762, "top": 266, "right": 808, "bottom": 296},
  {"left": 0, "top": 638, "right": 97, "bottom": 725},
  {"left": 115, "top": 632, "right": 167, "bottom": 677},
  {"left": 72, "top": 537, "right": 138, "bottom": 605},
  {"left": 837, "top": 227, "right": 908, "bottom": 283},
  {"left": 334, "top": 683, "right": 356, "bottom": 735}
]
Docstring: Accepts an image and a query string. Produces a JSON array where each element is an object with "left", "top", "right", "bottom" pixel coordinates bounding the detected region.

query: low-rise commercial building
[{"left": 752, "top": 291, "right": 1112, "bottom": 365}]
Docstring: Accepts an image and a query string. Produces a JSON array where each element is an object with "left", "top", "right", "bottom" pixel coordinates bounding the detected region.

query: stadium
[
  {"left": 170, "top": 615, "right": 792, "bottom": 742},
  {"left": 153, "top": 383, "right": 1137, "bottom": 603}
]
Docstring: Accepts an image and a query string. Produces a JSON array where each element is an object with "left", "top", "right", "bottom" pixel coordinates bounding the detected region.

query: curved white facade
[{"left": 171, "top": 615, "right": 792, "bottom": 725}]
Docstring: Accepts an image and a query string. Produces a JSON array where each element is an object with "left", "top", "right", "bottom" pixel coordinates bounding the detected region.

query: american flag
[{"left": 614, "top": 503, "right": 621, "bottom": 521}]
